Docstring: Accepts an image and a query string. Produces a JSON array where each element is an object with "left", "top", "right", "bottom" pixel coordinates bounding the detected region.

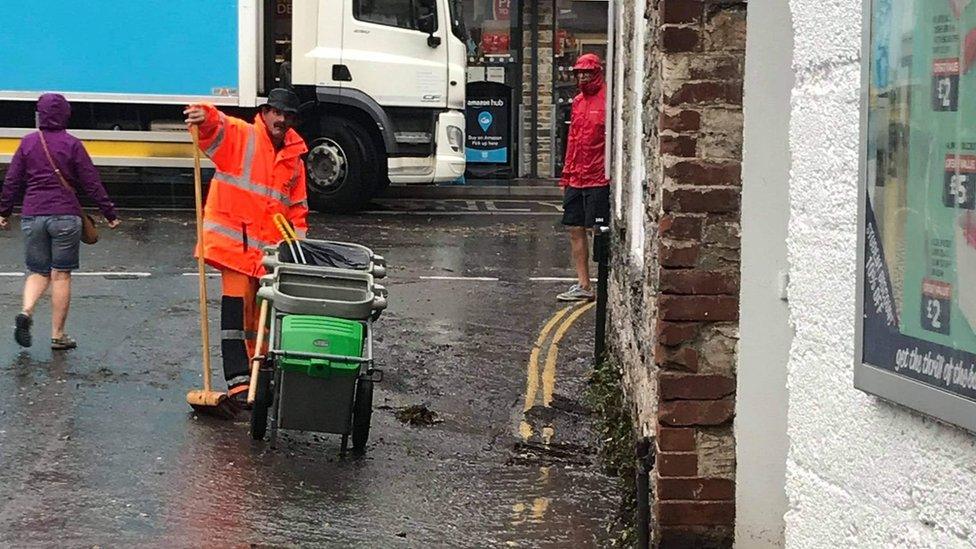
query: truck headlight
[{"left": 446, "top": 125, "right": 464, "bottom": 153}]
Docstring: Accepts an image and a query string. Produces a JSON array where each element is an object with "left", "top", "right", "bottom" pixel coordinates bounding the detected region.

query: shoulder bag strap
[{"left": 38, "top": 131, "right": 76, "bottom": 195}]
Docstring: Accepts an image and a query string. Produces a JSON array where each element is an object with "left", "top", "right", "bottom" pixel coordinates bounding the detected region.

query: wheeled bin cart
[{"left": 249, "top": 243, "right": 388, "bottom": 452}]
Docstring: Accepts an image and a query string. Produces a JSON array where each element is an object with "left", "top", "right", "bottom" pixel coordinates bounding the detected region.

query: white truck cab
[{"left": 290, "top": 0, "right": 468, "bottom": 210}]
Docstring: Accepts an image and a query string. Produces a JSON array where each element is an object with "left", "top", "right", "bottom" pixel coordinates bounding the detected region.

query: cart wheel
[
  {"left": 249, "top": 366, "right": 273, "bottom": 440},
  {"left": 352, "top": 378, "right": 374, "bottom": 452}
]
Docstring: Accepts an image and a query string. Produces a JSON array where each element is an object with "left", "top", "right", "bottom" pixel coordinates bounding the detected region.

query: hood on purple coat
[{"left": 37, "top": 93, "right": 70, "bottom": 131}]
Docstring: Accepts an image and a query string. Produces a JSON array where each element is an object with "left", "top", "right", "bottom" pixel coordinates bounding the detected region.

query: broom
[{"left": 186, "top": 124, "right": 238, "bottom": 419}]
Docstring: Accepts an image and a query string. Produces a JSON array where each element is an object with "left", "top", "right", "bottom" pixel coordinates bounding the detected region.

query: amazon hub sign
[{"left": 466, "top": 82, "right": 511, "bottom": 165}]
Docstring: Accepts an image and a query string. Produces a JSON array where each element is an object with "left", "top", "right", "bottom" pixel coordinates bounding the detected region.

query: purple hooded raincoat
[{"left": 0, "top": 94, "right": 117, "bottom": 221}]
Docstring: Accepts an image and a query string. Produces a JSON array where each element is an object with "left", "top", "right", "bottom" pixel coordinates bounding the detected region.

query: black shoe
[{"left": 14, "top": 313, "right": 32, "bottom": 348}]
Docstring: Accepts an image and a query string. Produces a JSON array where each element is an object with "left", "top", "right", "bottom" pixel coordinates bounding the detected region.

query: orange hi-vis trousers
[{"left": 220, "top": 269, "right": 261, "bottom": 389}]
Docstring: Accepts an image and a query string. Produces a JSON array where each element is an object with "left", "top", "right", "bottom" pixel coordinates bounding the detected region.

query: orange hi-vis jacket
[{"left": 195, "top": 104, "right": 309, "bottom": 277}]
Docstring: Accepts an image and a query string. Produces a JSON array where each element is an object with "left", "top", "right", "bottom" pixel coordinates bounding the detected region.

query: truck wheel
[
  {"left": 352, "top": 378, "right": 374, "bottom": 453},
  {"left": 305, "top": 118, "right": 381, "bottom": 213}
]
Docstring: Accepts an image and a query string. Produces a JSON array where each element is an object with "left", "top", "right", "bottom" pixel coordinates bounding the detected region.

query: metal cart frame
[{"left": 249, "top": 243, "right": 387, "bottom": 452}]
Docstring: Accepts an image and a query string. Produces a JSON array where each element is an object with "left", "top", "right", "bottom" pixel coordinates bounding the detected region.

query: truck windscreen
[{"left": 448, "top": 0, "right": 468, "bottom": 42}]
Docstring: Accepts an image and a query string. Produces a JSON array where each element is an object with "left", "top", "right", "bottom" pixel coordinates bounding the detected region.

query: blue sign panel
[{"left": 466, "top": 82, "right": 511, "bottom": 165}]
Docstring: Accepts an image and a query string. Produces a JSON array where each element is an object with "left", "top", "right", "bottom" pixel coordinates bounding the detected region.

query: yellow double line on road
[{"left": 519, "top": 301, "right": 596, "bottom": 441}]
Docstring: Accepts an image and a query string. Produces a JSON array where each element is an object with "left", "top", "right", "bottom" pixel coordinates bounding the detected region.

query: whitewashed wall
[{"left": 784, "top": 0, "right": 976, "bottom": 546}]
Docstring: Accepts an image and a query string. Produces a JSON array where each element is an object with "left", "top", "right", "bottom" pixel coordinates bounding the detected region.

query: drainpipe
[{"left": 636, "top": 436, "right": 655, "bottom": 549}]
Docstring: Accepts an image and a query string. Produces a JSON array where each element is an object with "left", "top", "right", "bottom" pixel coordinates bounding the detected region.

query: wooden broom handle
[
  {"left": 190, "top": 126, "right": 212, "bottom": 393},
  {"left": 247, "top": 299, "right": 270, "bottom": 404}
]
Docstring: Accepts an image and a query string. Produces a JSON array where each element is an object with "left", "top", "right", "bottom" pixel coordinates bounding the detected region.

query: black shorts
[{"left": 562, "top": 185, "right": 610, "bottom": 227}]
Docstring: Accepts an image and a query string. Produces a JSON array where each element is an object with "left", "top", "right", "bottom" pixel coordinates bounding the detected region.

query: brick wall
[{"left": 608, "top": 0, "right": 746, "bottom": 546}]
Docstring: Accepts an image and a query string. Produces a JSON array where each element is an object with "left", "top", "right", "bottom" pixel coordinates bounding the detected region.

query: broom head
[{"left": 187, "top": 389, "right": 240, "bottom": 420}]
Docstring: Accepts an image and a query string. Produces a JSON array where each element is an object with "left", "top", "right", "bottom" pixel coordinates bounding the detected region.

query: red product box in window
[{"left": 481, "top": 23, "right": 510, "bottom": 55}]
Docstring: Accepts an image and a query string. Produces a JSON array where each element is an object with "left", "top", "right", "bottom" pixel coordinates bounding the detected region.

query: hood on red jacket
[{"left": 573, "top": 53, "right": 605, "bottom": 96}]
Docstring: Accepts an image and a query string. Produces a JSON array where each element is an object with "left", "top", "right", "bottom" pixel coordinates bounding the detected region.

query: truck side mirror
[
  {"left": 415, "top": 0, "right": 441, "bottom": 48},
  {"left": 417, "top": 13, "right": 441, "bottom": 47}
]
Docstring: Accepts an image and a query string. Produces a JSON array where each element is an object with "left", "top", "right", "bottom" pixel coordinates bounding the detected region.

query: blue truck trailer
[{"left": 0, "top": 0, "right": 467, "bottom": 211}]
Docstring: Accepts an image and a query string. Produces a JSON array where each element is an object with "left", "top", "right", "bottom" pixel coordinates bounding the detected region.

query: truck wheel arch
[{"left": 314, "top": 87, "right": 395, "bottom": 158}]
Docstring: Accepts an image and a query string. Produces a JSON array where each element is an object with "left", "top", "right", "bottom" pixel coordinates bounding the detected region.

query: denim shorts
[{"left": 21, "top": 215, "right": 82, "bottom": 274}]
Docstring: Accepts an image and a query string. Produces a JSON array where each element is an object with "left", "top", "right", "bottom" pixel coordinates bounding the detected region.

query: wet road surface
[{"left": 0, "top": 210, "right": 619, "bottom": 547}]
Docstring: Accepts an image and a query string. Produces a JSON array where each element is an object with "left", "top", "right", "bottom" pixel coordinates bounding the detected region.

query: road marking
[
  {"left": 360, "top": 211, "right": 560, "bottom": 216},
  {"left": 519, "top": 302, "right": 598, "bottom": 442},
  {"left": 419, "top": 276, "right": 589, "bottom": 283},
  {"left": 0, "top": 271, "right": 591, "bottom": 283},
  {"left": 364, "top": 198, "right": 560, "bottom": 216},
  {"left": 510, "top": 469, "right": 553, "bottom": 527},
  {"left": 0, "top": 270, "right": 590, "bottom": 283},
  {"left": 0, "top": 271, "right": 150, "bottom": 278},
  {"left": 528, "top": 277, "right": 597, "bottom": 282},
  {"left": 520, "top": 305, "right": 574, "bottom": 441},
  {"left": 75, "top": 271, "right": 152, "bottom": 278},
  {"left": 542, "top": 302, "right": 595, "bottom": 407},
  {"left": 523, "top": 305, "right": 574, "bottom": 413},
  {"left": 519, "top": 301, "right": 595, "bottom": 441},
  {"left": 485, "top": 201, "right": 531, "bottom": 212},
  {"left": 419, "top": 275, "right": 499, "bottom": 281}
]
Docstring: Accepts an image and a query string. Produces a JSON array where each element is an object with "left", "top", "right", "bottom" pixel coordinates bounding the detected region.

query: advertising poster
[
  {"left": 860, "top": 0, "right": 976, "bottom": 417},
  {"left": 466, "top": 82, "right": 511, "bottom": 164}
]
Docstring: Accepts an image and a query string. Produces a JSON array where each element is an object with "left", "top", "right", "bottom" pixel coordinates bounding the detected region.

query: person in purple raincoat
[{"left": 0, "top": 93, "right": 121, "bottom": 350}]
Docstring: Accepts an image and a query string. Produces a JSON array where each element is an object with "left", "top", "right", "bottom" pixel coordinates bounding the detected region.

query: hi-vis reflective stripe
[
  {"left": 210, "top": 126, "right": 304, "bottom": 207},
  {"left": 213, "top": 172, "right": 291, "bottom": 204},
  {"left": 242, "top": 126, "right": 256, "bottom": 181},
  {"left": 203, "top": 220, "right": 277, "bottom": 249},
  {"left": 205, "top": 112, "right": 227, "bottom": 157}
]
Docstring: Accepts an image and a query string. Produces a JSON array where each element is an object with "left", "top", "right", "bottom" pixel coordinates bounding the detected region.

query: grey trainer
[{"left": 557, "top": 284, "right": 595, "bottom": 302}]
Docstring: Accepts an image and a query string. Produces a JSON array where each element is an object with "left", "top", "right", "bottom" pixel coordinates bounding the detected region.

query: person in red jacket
[
  {"left": 184, "top": 89, "right": 309, "bottom": 406},
  {"left": 558, "top": 53, "right": 609, "bottom": 302}
]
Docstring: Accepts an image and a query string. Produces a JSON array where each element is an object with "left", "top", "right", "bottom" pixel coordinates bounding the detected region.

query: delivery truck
[{"left": 0, "top": 0, "right": 468, "bottom": 211}]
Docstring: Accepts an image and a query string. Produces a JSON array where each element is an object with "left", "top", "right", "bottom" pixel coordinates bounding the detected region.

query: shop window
[
  {"left": 462, "top": 0, "right": 518, "bottom": 62},
  {"left": 553, "top": 0, "right": 609, "bottom": 177},
  {"left": 353, "top": 0, "right": 438, "bottom": 32}
]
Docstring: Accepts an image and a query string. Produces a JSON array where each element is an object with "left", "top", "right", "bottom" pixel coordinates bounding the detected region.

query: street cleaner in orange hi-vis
[{"left": 184, "top": 88, "right": 309, "bottom": 408}]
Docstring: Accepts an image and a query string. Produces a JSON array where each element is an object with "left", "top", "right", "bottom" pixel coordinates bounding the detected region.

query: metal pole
[
  {"left": 530, "top": 0, "right": 540, "bottom": 178},
  {"left": 594, "top": 225, "right": 610, "bottom": 365}
]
